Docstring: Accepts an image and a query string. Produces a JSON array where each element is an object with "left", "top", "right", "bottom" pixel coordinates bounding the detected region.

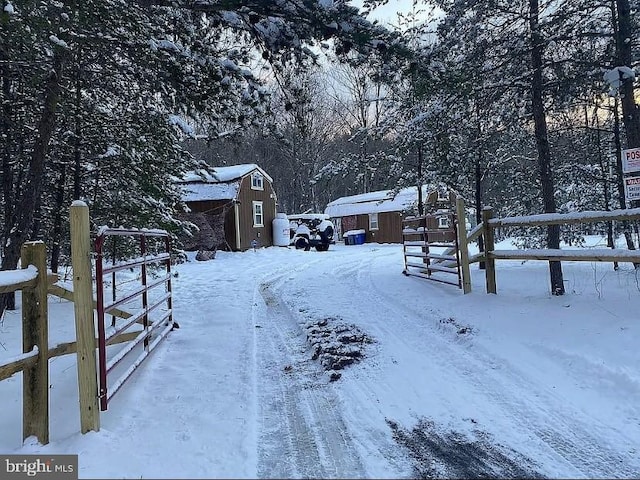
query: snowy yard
[{"left": 1, "top": 239, "right": 639, "bottom": 478}]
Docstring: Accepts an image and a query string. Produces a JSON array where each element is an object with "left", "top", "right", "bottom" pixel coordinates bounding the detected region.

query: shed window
[
  {"left": 369, "top": 213, "right": 379, "bottom": 230},
  {"left": 251, "top": 172, "right": 264, "bottom": 190},
  {"left": 253, "top": 201, "right": 264, "bottom": 227},
  {"left": 438, "top": 216, "right": 450, "bottom": 229}
]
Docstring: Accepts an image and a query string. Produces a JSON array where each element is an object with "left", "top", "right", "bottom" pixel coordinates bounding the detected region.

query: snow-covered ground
[{"left": 1, "top": 237, "right": 639, "bottom": 478}]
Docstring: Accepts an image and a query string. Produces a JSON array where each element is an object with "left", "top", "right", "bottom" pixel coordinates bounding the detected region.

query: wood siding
[
  {"left": 340, "top": 212, "right": 403, "bottom": 243},
  {"left": 339, "top": 211, "right": 455, "bottom": 244},
  {"left": 420, "top": 215, "right": 457, "bottom": 243},
  {"left": 181, "top": 169, "right": 277, "bottom": 251},
  {"left": 236, "top": 174, "right": 277, "bottom": 250},
  {"left": 368, "top": 211, "right": 404, "bottom": 243}
]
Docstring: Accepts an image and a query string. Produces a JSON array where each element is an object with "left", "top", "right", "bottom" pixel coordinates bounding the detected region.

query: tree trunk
[
  {"left": 0, "top": 52, "right": 66, "bottom": 318},
  {"left": 592, "top": 102, "right": 618, "bottom": 268},
  {"left": 31, "top": 194, "right": 43, "bottom": 239},
  {"left": 417, "top": 146, "right": 424, "bottom": 216},
  {"left": 1, "top": 56, "right": 16, "bottom": 311},
  {"left": 529, "top": 0, "right": 564, "bottom": 295},
  {"left": 612, "top": 98, "right": 638, "bottom": 251},
  {"left": 474, "top": 108, "right": 485, "bottom": 270},
  {"left": 616, "top": 0, "right": 640, "bottom": 149},
  {"left": 1, "top": 59, "right": 13, "bottom": 235},
  {"left": 50, "top": 163, "right": 68, "bottom": 273},
  {"left": 596, "top": 106, "right": 617, "bottom": 258},
  {"left": 613, "top": 0, "right": 640, "bottom": 266}
]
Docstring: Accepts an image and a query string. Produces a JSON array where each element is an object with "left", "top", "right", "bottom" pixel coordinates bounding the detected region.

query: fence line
[
  {"left": 0, "top": 202, "right": 174, "bottom": 445},
  {"left": 475, "top": 206, "right": 640, "bottom": 294}
]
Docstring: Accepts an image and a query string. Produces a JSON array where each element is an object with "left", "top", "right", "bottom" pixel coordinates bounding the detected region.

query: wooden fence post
[
  {"left": 21, "top": 241, "right": 49, "bottom": 445},
  {"left": 70, "top": 201, "right": 100, "bottom": 433},
  {"left": 482, "top": 207, "right": 497, "bottom": 294},
  {"left": 456, "top": 198, "right": 472, "bottom": 294}
]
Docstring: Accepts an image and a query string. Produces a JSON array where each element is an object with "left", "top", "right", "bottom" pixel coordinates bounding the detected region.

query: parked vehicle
[{"left": 288, "top": 214, "right": 335, "bottom": 251}]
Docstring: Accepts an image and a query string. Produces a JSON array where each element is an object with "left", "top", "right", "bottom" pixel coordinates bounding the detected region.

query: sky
[
  {"left": 1, "top": 235, "right": 639, "bottom": 478},
  {"left": 351, "top": 0, "right": 417, "bottom": 23},
  {"left": 350, "top": 0, "right": 437, "bottom": 28}
]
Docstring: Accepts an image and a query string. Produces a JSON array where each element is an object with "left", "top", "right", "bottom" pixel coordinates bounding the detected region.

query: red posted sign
[
  {"left": 622, "top": 147, "right": 640, "bottom": 173},
  {"left": 624, "top": 175, "right": 640, "bottom": 202}
]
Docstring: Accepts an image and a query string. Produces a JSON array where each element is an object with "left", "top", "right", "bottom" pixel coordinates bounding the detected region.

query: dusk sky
[{"left": 351, "top": 0, "right": 420, "bottom": 25}]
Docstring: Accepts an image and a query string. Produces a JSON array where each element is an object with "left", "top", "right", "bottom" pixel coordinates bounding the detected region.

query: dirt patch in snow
[
  {"left": 438, "top": 316, "right": 474, "bottom": 339},
  {"left": 387, "top": 418, "right": 544, "bottom": 479},
  {"left": 303, "top": 317, "right": 374, "bottom": 381}
]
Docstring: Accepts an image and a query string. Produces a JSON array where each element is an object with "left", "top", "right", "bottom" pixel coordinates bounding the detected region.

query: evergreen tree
[{"left": 0, "top": 0, "right": 401, "bottom": 317}]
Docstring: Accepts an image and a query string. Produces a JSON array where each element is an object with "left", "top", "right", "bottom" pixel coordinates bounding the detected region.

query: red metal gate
[{"left": 95, "top": 228, "right": 174, "bottom": 411}]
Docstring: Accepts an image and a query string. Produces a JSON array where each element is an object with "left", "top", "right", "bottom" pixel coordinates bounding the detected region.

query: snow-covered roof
[
  {"left": 180, "top": 181, "right": 241, "bottom": 202},
  {"left": 324, "top": 185, "right": 432, "bottom": 217},
  {"left": 177, "top": 163, "right": 273, "bottom": 203},
  {"left": 178, "top": 164, "right": 273, "bottom": 184}
]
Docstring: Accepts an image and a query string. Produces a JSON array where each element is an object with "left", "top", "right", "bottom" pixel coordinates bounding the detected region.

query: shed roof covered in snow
[
  {"left": 181, "top": 182, "right": 241, "bottom": 202},
  {"left": 324, "top": 185, "right": 432, "bottom": 217},
  {"left": 178, "top": 164, "right": 273, "bottom": 202},
  {"left": 178, "top": 164, "right": 273, "bottom": 184}
]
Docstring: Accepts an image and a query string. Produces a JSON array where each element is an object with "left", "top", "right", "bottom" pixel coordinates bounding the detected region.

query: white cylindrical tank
[{"left": 272, "top": 213, "right": 291, "bottom": 247}]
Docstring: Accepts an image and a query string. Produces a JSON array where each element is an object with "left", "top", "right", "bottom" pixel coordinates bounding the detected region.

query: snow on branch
[
  {"left": 49, "top": 35, "right": 69, "bottom": 49},
  {"left": 603, "top": 66, "right": 636, "bottom": 97},
  {"left": 168, "top": 115, "right": 195, "bottom": 136}
]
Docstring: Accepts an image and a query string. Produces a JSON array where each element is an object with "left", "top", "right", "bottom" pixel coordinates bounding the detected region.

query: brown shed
[
  {"left": 324, "top": 186, "right": 457, "bottom": 244},
  {"left": 177, "top": 164, "right": 277, "bottom": 251}
]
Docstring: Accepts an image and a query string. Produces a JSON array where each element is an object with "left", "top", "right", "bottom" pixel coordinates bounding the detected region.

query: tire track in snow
[
  {"left": 254, "top": 273, "right": 366, "bottom": 479},
  {"left": 354, "top": 252, "right": 640, "bottom": 478},
  {"left": 260, "top": 250, "right": 412, "bottom": 478}
]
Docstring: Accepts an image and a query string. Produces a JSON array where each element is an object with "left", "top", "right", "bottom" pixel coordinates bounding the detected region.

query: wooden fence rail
[
  {"left": 0, "top": 349, "right": 39, "bottom": 383},
  {"left": 0, "top": 203, "right": 148, "bottom": 446},
  {"left": 0, "top": 204, "right": 102, "bottom": 442},
  {"left": 0, "top": 331, "right": 138, "bottom": 384},
  {"left": 476, "top": 206, "right": 640, "bottom": 294}
]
